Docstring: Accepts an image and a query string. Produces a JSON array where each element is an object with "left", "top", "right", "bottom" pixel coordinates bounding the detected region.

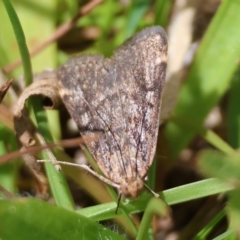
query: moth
[{"left": 57, "top": 26, "right": 167, "bottom": 198}]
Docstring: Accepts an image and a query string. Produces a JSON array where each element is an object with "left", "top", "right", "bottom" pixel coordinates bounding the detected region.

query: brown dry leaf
[
  {"left": 13, "top": 72, "right": 61, "bottom": 148},
  {"left": 13, "top": 71, "right": 62, "bottom": 194}
]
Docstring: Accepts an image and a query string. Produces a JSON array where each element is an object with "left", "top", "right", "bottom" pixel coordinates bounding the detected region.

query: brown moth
[{"left": 57, "top": 26, "right": 167, "bottom": 198}]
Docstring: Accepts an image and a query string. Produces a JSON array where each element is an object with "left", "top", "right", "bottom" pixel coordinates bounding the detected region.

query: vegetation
[{"left": 1, "top": 0, "right": 240, "bottom": 239}]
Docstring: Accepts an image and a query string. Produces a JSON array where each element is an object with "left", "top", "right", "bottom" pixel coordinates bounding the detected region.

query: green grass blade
[
  {"left": 2, "top": 1, "right": 74, "bottom": 210},
  {"left": 147, "top": 156, "right": 157, "bottom": 191},
  {"left": 79, "top": 178, "right": 233, "bottom": 221},
  {"left": 194, "top": 209, "right": 225, "bottom": 239},
  {"left": 227, "top": 190, "right": 240, "bottom": 237},
  {"left": 34, "top": 101, "right": 75, "bottom": 211},
  {"left": 227, "top": 67, "right": 240, "bottom": 148},
  {"left": 2, "top": 0, "right": 33, "bottom": 86},
  {"left": 136, "top": 198, "right": 169, "bottom": 240},
  {"left": 0, "top": 141, "right": 16, "bottom": 195},
  {"left": 125, "top": 0, "right": 153, "bottom": 38},
  {"left": 0, "top": 126, "right": 19, "bottom": 196},
  {"left": 154, "top": 0, "right": 172, "bottom": 27},
  {"left": 212, "top": 230, "right": 236, "bottom": 240}
]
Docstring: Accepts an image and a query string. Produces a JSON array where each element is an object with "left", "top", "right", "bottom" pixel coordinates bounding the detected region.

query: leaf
[{"left": 0, "top": 198, "right": 125, "bottom": 240}]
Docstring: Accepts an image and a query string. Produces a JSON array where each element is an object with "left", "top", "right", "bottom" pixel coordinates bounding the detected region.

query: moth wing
[
  {"left": 57, "top": 26, "right": 167, "bottom": 184},
  {"left": 112, "top": 26, "right": 167, "bottom": 178},
  {"left": 58, "top": 55, "right": 126, "bottom": 182}
]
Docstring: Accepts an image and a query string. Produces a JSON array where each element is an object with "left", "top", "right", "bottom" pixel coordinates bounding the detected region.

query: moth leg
[
  {"left": 143, "top": 183, "right": 159, "bottom": 198},
  {"left": 115, "top": 193, "right": 122, "bottom": 214},
  {"left": 37, "top": 159, "right": 120, "bottom": 189}
]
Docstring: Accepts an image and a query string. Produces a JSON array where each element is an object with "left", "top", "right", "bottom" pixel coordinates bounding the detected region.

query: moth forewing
[{"left": 57, "top": 26, "right": 167, "bottom": 198}]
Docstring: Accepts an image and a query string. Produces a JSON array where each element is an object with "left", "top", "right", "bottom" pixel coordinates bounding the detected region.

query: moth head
[{"left": 120, "top": 177, "right": 144, "bottom": 198}]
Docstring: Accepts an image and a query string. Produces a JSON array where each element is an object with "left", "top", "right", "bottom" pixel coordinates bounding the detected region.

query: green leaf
[{"left": 0, "top": 198, "right": 125, "bottom": 240}]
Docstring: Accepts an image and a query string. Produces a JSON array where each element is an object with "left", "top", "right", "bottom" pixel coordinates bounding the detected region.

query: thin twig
[
  {"left": 3, "top": 0, "right": 104, "bottom": 73},
  {"left": 0, "top": 79, "right": 13, "bottom": 103},
  {"left": 0, "top": 135, "right": 98, "bottom": 164},
  {"left": 0, "top": 185, "right": 15, "bottom": 199}
]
